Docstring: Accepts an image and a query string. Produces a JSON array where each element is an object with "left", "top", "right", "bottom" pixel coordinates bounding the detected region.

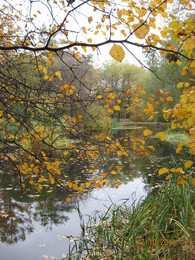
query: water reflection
[
  {"left": 0, "top": 134, "right": 187, "bottom": 259},
  {"left": 0, "top": 193, "right": 33, "bottom": 244}
]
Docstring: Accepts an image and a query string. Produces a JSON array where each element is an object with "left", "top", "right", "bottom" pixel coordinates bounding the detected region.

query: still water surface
[
  {"left": 0, "top": 131, "right": 182, "bottom": 260},
  {"left": 0, "top": 178, "right": 146, "bottom": 260}
]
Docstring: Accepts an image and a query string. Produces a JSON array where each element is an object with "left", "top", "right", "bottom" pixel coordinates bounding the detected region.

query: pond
[{"left": 0, "top": 128, "right": 186, "bottom": 260}]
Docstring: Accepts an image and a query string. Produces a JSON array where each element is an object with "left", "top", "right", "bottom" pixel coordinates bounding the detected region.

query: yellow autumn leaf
[
  {"left": 192, "top": 178, "right": 195, "bottom": 186},
  {"left": 177, "top": 82, "right": 184, "bottom": 88},
  {"left": 88, "top": 16, "right": 93, "bottom": 23},
  {"left": 136, "top": 85, "right": 143, "bottom": 91},
  {"left": 166, "top": 96, "right": 174, "bottom": 102},
  {"left": 156, "top": 132, "right": 166, "bottom": 141},
  {"left": 111, "top": 170, "right": 117, "bottom": 175},
  {"left": 39, "top": 125, "right": 44, "bottom": 132},
  {"left": 82, "top": 46, "right": 87, "bottom": 53},
  {"left": 147, "top": 145, "right": 155, "bottom": 151},
  {"left": 177, "top": 176, "right": 186, "bottom": 185},
  {"left": 108, "top": 108, "right": 114, "bottom": 115},
  {"left": 44, "top": 75, "right": 49, "bottom": 80},
  {"left": 43, "top": 67, "right": 47, "bottom": 74},
  {"left": 133, "top": 22, "right": 150, "bottom": 39},
  {"left": 85, "top": 182, "right": 91, "bottom": 188},
  {"left": 63, "top": 151, "right": 69, "bottom": 156},
  {"left": 109, "top": 44, "right": 125, "bottom": 62},
  {"left": 82, "top": 27, "right": 87, "bottom": 34},
  {"left": 26, "top": 39, "right": 31, "bottom": 45},
  {"left": 10, "top": 117, "right": 15, "bottom": 122},
  {"left": 158, "top": 167, "right": 169, "bottom": 175},
  {"left": 77, "top": 115, "right": 83, "bottom": 120},
  {"left": 72, "top": 117, "right": 76, "bottom": 124},
  {"left": 38, "top": 175, "right": 44, "bottom": 183},
  {"left": 141, "top": 90, "right": 147, "bottom": 95},
  {"left": 189, "top": 92, "right": 195, "bottom": 103},
  {"left": 166, "top": 174, "right": 173, "bottom": 180},
  {"left": 148, "top": 115, "right": 154, "bottom": 121},
  {"left": 50, "top": 177, "right": 55, "bottom": 185},
  {"left": 143, "top": 129, "right": 153, "bottom": 137},
  {"left": 38, "top": 184, "right": 42, "bottom": 192},
  {"left": 184, "top": 82, "right": 190, "bottom": 88},
  {"left": 55, "top": 71, "right": 62, "bottom": 81},
  {"left": 29, "top": 177, "right": 34, "bottom": 185},
  {"left": 184, "top": 160, "right": 193, "bottom": 169},
  {"left": 125, "top": 89, "right": 131, "bottom": 96},
  {"left": 116, "top": 165, "right": 122, "bottom": 171},
  {"left": 176, "top": 142, "right": 185, "bottom": 153},
  {"left": 97, "top": 94, "right": 103, "bottom": 99},
  {"left": 67, "top": 181, "right": 73, "bottom": 188},
  {"left": 114, "top": 105, "right": 121, "bottom": 111},
  {"left": 66, "top": 197, "right": 71, "bottom": 203},
  {"left": 102, "top": 172, "right": 107, "bottom": 177},
  {"left": 104, "top": 87, "right": 110, "bottom": 93}
]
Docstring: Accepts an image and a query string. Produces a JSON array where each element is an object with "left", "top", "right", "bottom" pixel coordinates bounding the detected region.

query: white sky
[{"left": 3, "top": 0, "right": 193, "bottom": 68}]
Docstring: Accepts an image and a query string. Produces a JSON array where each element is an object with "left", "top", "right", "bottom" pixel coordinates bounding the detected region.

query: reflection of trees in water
[
  {"left": 0, "top": 183, "right": 81, "bottom": 244},
  {"left": 0, "top": 192, "right": 33, "bottom": 244},
  {"left": 0, "top": 137, "right": 186, "bottom": 245}
]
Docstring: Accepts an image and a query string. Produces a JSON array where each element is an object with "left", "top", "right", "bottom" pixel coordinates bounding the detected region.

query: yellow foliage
[
  {"left": 97, "top": 94, "right": 103, "bottom": 100},
  {"left": 177, "top": 82, "right": 184, "bottom": 88},
  {"left": 109, "top": 44, "right": 125, "bottom": 62},
  {"left": 184, "top": 160, "right": 193, "bottom": 169},
  {"left": 114, "top": 105, "right": 121, "bottom": 111},
  {"left": 38, "top": 175, "right": 44, "bottom": 183},
  {"left": 147, "top": 145, "right": 155, "bottom": 151},
  {"left": 104, "top": 87, "right": 110, "bottom": 93},
  {"left": 66, "top": 197, "right": 71, "bottom": 203},
  {"left": 176, "top": 142, "right": 185, "bottom": 153},
  {"left": 158, "top": 167, "right": 169, "bottom": 175},
  {"left": 133, "top": 22, "right": 150, "bottom": 39},
  {"left": 156, "top": 132, "right": 166, "bottom": 141},
  {"left": 177, "top": 176, "right": 186, "bottom": 185},
  {"left": 55, "top": 71, "right": 62, "bottom": 81},
  {"left": 143, "top": 129, "right": 153, "bottom": 137},
  {"left": 166, "top": 174, "right": 173, "bottom": 180}
]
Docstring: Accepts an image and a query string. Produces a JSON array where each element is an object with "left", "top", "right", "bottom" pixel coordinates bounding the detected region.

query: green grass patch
[
  {"left": 66, "top": 180, "right": 195, "bottom": 259},
  {"left": 165, "top": 129, "right": 189, "bottom": 144}
]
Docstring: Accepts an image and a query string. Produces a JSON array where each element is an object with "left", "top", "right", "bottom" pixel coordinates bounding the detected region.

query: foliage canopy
[{"left": 0, "top": 0, "right": 194, "bottom": 198}]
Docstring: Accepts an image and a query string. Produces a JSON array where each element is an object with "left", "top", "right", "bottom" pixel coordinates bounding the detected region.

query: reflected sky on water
[
  {"left": 0, "top": 130, "right": 187, "bottom": 260},
  {"left": 0, "top": 178, "right": 146, "bottom": 260}
]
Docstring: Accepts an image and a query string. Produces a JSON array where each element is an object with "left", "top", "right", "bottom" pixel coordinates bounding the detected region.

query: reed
[{"left": 66, "top": 179, "right": 195, "bottom": 259}]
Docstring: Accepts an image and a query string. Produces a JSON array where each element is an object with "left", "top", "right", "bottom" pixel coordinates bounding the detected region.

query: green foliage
[
  {"left": 100, "top": 61, "right": 149, "bottom": 90},
  {"left": 82, "top": 104, "right": 111, "bottom": 134}
]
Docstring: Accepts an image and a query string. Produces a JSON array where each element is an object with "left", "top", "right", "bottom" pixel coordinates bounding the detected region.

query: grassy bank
[
  {"left": 165, "top": 129, "right": 189, "bottom": 144},
  {"left": 66, "top": 180, "right": 195, "bottom": 259}
]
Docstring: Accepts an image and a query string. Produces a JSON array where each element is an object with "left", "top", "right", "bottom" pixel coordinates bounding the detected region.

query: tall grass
[{"left": 65, "top": 180, "right": 195, "bottom": 259}]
